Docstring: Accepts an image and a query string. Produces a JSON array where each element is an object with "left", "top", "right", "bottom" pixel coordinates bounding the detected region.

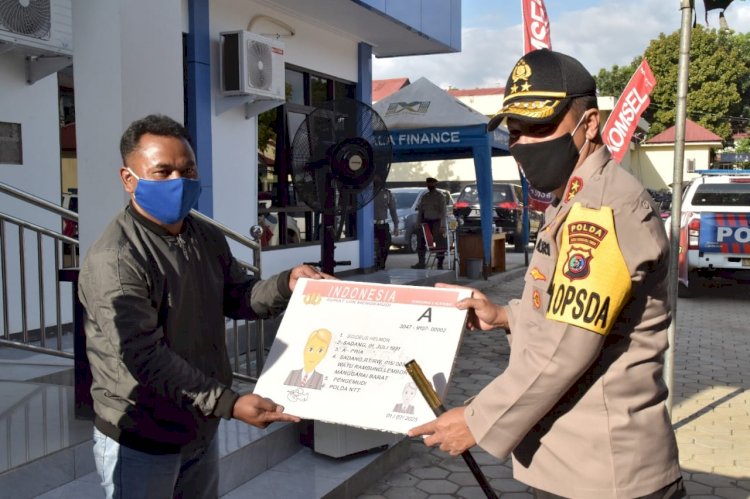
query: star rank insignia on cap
[{"left": 509, "top": 59, "right": 532, "bottom": 97}]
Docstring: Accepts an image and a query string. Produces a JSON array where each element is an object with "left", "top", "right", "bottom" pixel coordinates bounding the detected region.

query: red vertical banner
[
  {"left": 522, "top": 0, "right": 553, "bottom": 212},
  {"left": 522, "top": 0, "right": 552, "bottom": 53},
  {"left": 602, "top": 59, "right": 657, "bottom": 164}
]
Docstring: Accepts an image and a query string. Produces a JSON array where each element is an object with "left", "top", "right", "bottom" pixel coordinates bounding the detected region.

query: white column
[{"left": 73, "top": 0, "right": 184, "bottom": 256}]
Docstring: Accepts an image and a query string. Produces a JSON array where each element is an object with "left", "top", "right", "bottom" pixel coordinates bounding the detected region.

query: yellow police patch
[{"left": 546, "top": 203, "right": 631, "bottom": 335}]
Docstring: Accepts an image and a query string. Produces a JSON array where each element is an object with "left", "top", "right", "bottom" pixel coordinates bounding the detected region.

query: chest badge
[
  {"left": 563, "top": 247, "right": 593, "bottom": 281},
  {"left": 532, "top": 290, "right": 542, "bottom": 310},
  {"left": 530, "top": 267, "right": 547, "bottom": 281}
]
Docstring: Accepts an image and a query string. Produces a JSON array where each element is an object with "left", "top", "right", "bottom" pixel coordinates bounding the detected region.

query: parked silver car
[{"left": 387, "top": 187, "right": 454, "bottom": 253}]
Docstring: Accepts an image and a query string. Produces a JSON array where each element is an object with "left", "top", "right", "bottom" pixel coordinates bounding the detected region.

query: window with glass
[{"left": 257, "top": 66, "right": 356, "bottom": 248}]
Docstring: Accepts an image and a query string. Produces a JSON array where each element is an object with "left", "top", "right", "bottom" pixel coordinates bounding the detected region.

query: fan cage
[
  {"left": 0, "top": 0, "right": 51, "bottom": 40},
  {"left": 290, "top": 98, "right": 392, "bottom": 215},
  {"left": 246, "top": 40, "right": 273, "bottom": 90}
]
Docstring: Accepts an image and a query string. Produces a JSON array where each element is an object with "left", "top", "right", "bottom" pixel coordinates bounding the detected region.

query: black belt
[{"left": 374, "top": 220, "right": 389, "bottom": 224}]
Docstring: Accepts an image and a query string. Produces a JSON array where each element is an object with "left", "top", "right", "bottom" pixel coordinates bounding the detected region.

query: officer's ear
[{"left": 582, "top": 109, "right": 600, "bottom": 141}]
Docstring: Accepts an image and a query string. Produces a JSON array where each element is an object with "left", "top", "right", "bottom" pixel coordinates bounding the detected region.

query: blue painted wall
[
  {"left": 185, "top": 0, "right": 214, "bottom": 216},
  {"left": 357, "top": 42, "right": 376, "bottom": 269}
]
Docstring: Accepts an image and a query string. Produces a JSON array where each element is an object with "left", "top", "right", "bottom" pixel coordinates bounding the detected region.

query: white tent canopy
[{"left": 373, "top": 77, "right": 509, "bottom": 275}]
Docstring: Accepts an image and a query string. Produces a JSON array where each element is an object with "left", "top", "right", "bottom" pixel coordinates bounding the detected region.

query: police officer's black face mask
[{"left": 510, "top": 113, "right": 587, "bottom": 194}]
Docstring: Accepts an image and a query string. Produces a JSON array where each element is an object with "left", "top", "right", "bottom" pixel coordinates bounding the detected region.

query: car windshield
[
  {"left": 457, "top": 184, "right": 513, "bottom": 204},
  {"left": 392, "top": 191, "right": 420, "bottom": 209},
  {"left": 692, "top": 183, "right": 750, "bottom": 206}
]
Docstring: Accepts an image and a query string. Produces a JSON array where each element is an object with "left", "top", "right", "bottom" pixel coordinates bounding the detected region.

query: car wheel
[
  {"left": 677, "top": 281, "right": 694, "bottom": 298},
  {"left": 512, "top": 225, "right": 525, "bottom": 253},
  {"left": 407, "top": 231, "right": 418, "bottom": 253},
  {"left": 678, "top": 271, "right": 701, "bottom": 298}
]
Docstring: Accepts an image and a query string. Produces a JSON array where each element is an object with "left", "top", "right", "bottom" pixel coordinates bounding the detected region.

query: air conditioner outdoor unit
[
  {"left": 220, "top": 30, "right": 285, "bottom": 100},
  {"left": 0, "top": 0, "right": 72, "bottom": 56}
]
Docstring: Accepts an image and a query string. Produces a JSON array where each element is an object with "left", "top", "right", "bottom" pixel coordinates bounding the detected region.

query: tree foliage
[
  {"left": 595, "top": 26, "right": 750, "bottom": 141},
  {"left": 735, "top": 137, "right": 750, "bottom": 153},
  {"left": 594, "top": 62, "right": 638, "bottom": 98},
  {"left": 258, "top": 107, "right": 277, "bottom": 155}
]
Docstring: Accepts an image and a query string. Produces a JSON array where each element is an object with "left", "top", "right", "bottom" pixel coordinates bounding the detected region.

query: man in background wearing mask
[
  {"left": 409, "top": 50, "right": 683, "bottom": 498},
  {"left": 78, "top": 114, "right": 327, "bottom": 498}
]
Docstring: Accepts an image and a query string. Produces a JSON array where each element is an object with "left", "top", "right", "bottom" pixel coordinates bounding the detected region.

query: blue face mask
[{"left": 128, "top": 168, "right": 202, "bottom": 224}]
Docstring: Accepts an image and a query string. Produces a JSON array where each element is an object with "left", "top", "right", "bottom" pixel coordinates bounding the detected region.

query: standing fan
[{"left": 290, "top": 98, "right": 392, "bottom": 275}]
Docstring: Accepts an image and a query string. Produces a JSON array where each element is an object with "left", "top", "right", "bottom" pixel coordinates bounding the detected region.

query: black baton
[{"left": 405, "top": 360, "right": 499, "bottom": 499}]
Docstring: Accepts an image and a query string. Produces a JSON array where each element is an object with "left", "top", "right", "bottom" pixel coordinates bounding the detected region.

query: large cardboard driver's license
[{"left": 254, "top": 279, "right": 470, "bottom": 434}]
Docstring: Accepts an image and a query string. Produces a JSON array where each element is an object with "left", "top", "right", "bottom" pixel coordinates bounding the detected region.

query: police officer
[
  {"left": 373, "top": 185, "right": 398, "bottom": 270},
  {"left": 409, "top": 49, "right": 684, "bottom": 498},
  {"left": 412, "top": 177, "right": 446, "bottom": 269}
]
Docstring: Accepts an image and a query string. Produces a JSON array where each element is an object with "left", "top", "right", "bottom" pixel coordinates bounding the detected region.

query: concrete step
[
  {"left": 24, "top": 422, "right": 408, "bottom": 499},
  {"left": 221, "top": 437, "right": 409, "bottom": 499},
  {"left": 1, "top": 415, "right": 302, "bottom": 499}
]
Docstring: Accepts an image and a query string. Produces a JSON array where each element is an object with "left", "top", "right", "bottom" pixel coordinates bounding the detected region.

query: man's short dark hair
[
  {"left": 569, "top": 96, "right": 598, "bottom": 121},
  {"left": 120, "top": 114, "right": 192, "bottom": 163}
]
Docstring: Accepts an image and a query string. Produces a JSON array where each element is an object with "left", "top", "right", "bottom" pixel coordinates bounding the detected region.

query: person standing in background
[
  {"left": 412, "top": 177, "right": 446, "bottom": 269},
  {"left": 373, "top": 184, "right": 399, "bottom": 270}
]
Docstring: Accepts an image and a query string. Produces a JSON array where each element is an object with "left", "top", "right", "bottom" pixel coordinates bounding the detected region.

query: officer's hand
[
  {"left": 408, "top": 407, "right": 476, "bottom": 456},
  {"left": 232, "top": 393, "right": 301, "bottom": 428},
  {"left": 440, "top": 227, "right": 446, "bottom": 237},
  {"left": 393, "top": 227, "right": 400, "bottom": 236},
  {"left": 288, "top": 265, "right": 334, "bottom": 291},
  {"left": 435, "top": 283, "right": 507, "bottom": 331}
]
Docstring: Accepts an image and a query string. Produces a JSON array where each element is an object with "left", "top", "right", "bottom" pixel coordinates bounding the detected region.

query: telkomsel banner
[
  {"left": 602, "top": 59, "right": 657, "bottom": 164},
  {"left": 522, "top": 0, "right": 552, "bottom": 53}
]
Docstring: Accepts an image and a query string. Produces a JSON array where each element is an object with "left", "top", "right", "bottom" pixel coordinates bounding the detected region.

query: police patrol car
[{"left": 677, "top": 170, "right": 750, "bottom": 297}]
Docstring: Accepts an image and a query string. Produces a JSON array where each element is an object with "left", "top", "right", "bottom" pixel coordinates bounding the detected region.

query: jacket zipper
[{"left": 176, "top": 233, "right": 189, "bottom": 260}]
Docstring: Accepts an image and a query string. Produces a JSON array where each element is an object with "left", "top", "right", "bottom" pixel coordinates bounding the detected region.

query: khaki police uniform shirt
[
  {"left": 465, "top": 146, "right": 681, "bottom": 498},
  {"left": 374, "top": 189, "right": 398, "bottom": 226},
  {"left": 418, "top": 188, "right": 446, "bottom": 227}
]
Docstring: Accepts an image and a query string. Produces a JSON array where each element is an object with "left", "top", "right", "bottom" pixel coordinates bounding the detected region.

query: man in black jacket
[{"left": 79, "top": 114, "right": 326, "bottom": 498}]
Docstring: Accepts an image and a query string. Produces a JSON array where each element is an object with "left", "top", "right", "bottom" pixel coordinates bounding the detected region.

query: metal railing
[
  {"left": 0, "top": 182, "right": 270, "bottom": 382},
  {"left": 189, "top": 209, "right": 269, "bottom": 382},
  {"left": 0, "top": 182, "right": 79, "bottom": 359}
]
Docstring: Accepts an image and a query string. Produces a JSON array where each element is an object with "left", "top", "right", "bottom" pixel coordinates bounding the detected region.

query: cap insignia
[{"left": 512, "top": 60, "right": 532, "bottom": 85}]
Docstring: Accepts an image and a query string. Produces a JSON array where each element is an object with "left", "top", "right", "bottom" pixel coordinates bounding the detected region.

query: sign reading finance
[
  {"left": 254, "top": 279, "right": 470, "bottom": 434},
  {"left": 373, "top": 130, "right": 463, "bottom": 148}
]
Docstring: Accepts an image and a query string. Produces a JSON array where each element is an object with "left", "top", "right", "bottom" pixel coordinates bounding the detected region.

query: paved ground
[{"left": 357, "top": 246, "right": 750, "bottom": 498}]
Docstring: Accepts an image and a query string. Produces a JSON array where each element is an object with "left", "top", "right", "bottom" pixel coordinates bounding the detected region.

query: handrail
[
  {"left": 0, "top": 188, "right": 79, "bottom": 358},
  {"left": 0, "top": 181, "right": 78, "bottom": 222},
  {"left": 189, "top": 209, "right": 266, "bottom": 380},
  {"left": 190, "top": 209, "right": 260, "bottom": 250},
  {"left": 189, "top": 209, "right": 261, "bottom": 276},
  {"left": 0, "top": 212, "right": 78, "bottom": 245},
  {"left": 0, "top": 182, "right": 267, "bottom": 386}
]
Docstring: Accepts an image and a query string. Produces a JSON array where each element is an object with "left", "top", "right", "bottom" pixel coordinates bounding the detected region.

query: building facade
[{"left": 0, "top": 0, "right": 460, "bottom": 332}]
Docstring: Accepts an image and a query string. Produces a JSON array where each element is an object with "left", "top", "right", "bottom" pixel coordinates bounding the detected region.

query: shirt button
[
  {"left": 642, "top": 200, "right": 650, "bottom": 210},
  {"left": 467, "top": 407, "right": 474, "bottom": 416}
]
